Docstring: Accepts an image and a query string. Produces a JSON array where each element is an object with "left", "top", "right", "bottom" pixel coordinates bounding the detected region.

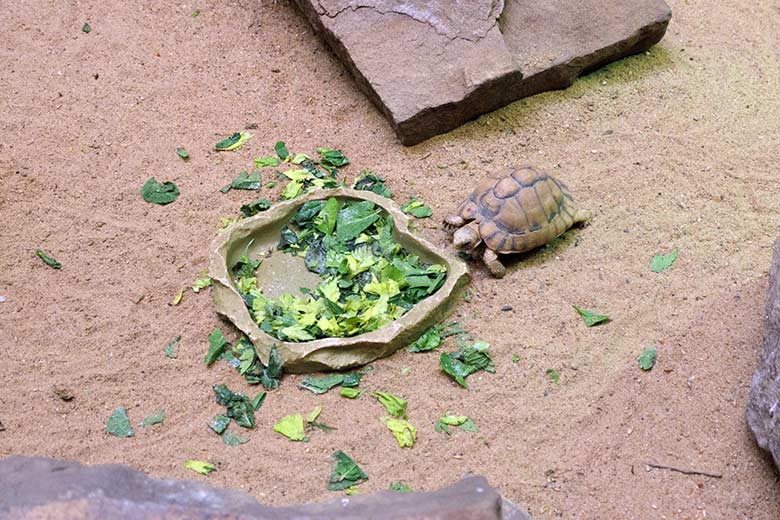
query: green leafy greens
[
  {"left": 638, "top": 347, "right": 657, "bottom": 371},
  {"left": 220, "top": 171, "right": 261, "bottom": 193},
  {"left": 36, "top": 249, "right": 62, "bottom": 269},
  {"left": 213, "top": 384, "right": 255, "bottom": 429},
  {"left": 409, "top": 322, "right": 466, "bottom": 353},
  {"left": 353, "top": 172, "right": 392, "bottom": 198},
  {"left": 185, "top": 460, "right": 216, "bottom": 475},
  {"left": 439, "top": 340, "right": 494, "bottom": 388},
  {"left": 572, "top": 305, "right": 610, "bottom": 327},
  {"left": 651, "top": 248, "right": 678, "bottom": 273},
  {"left": 140, "top": 178, "right": 180, "bottom": 205},
  {"left": 371, "top": 391, "right": 407, "bottom": 418},
  {"left": 435, "top": 414, "right": 478, "bottom": 434},
  {"left": 234, "top": 198, "right": 447, "bottom": 342},
  {"left": 401, "top": 197, "right": 432, "bottom": 218},
  {"left": 106, "top": 407, "right": 134, "bottom": 437},
  {"left": 328, "top": 451, "right": 368, "bottom": 491},
  {"left": 141, "top": 410, "right": 164, "bottom": 428},
  {"left": 299, "top": 372, "right": 361, "bottom": 394},
  {"left": 240, "top": 198, "right": 271, "bottom": 217},
  {"left": 215, "top": 132, "right": 252, "bottom": 151}
]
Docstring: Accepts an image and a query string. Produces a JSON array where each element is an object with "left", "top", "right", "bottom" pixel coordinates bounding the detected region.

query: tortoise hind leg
[
  {"left": 483, "top": 248, "right": 506, "bottom": 278},
  {"left": 573, "top": 208, "right": 592, "bottom": 225}
]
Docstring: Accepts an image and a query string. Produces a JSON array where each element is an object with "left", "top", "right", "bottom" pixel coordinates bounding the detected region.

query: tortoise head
[{"left": 452, "top": 222, "right": 481, "bottom": 251}]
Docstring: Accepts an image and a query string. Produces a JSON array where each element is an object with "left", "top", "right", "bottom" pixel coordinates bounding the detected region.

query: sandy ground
[{"left": 1, "top": 0, "right": 779, "bottom": 518}]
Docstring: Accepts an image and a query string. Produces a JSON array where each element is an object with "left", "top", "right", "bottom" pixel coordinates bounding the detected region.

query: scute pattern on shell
[{"left": 475, "top": 166, "right": 578, "bottom": 253}]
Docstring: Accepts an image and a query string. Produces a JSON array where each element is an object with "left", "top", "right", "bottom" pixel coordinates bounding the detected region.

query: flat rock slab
[
  {"left": 747, "top": 236, "right": 780, "bottom": 471},
  {"left": 293, "top": 0, "right": 672, "bottom": 145},
  {"left": 0, "top": 456, "right": 530, "bottom": 519}
]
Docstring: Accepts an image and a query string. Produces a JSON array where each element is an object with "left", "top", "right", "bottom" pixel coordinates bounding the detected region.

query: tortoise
[{"left": 444, "top": 164, "right": 591, "bottom": 278}]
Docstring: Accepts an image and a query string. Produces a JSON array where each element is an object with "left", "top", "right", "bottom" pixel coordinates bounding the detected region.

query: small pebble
[{"left": 500, "top": 305, "right": 513, "bottom": 311}]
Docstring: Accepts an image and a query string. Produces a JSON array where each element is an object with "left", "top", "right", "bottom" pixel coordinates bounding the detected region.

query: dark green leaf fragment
[
  {"left": 638, "top": 347, "right": 657, "bottom": 371},
  {"left": 275, "top": 141, "right": 290, "bottom": 160},
  {"left": 260, "top": 345, "right": 283, "bottom": 389},
  {"left": 251, "top": 391, "right": 266, "bottom": 410},
  {"left": 164, "top": 336, "right": 180, "bottom": 358},
  {"left": 176, "top": 147, "right": 189, "bottom": 159},
  {"left": 82, "top": 22, "right": 91, "bottom": 33},
  {"left": 221, "top": 171, "right": 261, "bottom": 193},
  {"left": 232, "top": 254, "right": 261, "bottom": 278},
  {"left": 205, "top": 327, "right": 229, "bottom": 366},
  {"left": 106, "top": 407, "right": 134, "bottom": 437},
  {"left": 546, "top": 368, "right": 560, "bottom": 383},
  {"left": 140, "top": 177, "right": 180, "bottom": 205},
  {"left": 335, "top": 200, "right": 380, "bottom": 242},
  {"left": 439, "top": 341, "right": 494, "bottom": 388},
  {"left": 221, "top": 429, "right": 250, "bottom": 446},
  {"left": 292, "top": 200, "right": 325, "bottom": 226},
  {"left": 317, "top": 147, "right": 349, "bottom": 168},
  {"left": 299, "top": 372, "right": 361, "bottom": 394},
  {"left": 651, "top": 248, "right": 678, "bottom": 273},
  {"left": 213, "top": 384, "right": 255, "bottom": 429},
  {"left": 215, "top": 132, "right": 241, "bottom": 151},
  {"left": 328, "top": 451, "right": 368, "bottom": 491},
  {"left": 300, "top": 374, "right": 345, "bottom": 394},
  {"left": 572, "top": 305, "right": 610, "bottom": 327},
  {"left": 141, "top": 410, "right": 164, "bottom": 428},
  {"left": 240, "top": 198, "right": 271, "bottom": 217},
  {"left": 353, "top": 172, "right": 392, "bottom": 198},
  {"left": 209, "top": 414, "right": 231, "bottom": 434},
  {"left": 36, "top": 249, "right": 62, "bottom": 269}
]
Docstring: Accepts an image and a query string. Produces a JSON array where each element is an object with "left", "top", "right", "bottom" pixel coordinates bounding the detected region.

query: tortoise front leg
[{"left": 483, "top": 248, "right": 506, "bottom": 278}]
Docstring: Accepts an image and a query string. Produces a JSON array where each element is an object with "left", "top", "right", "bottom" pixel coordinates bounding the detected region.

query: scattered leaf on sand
[
  {"left": 170, "top": 287, "right": 184, "bottom": 306},
  {"left": 141, "top": 410, "right": 164, "bottom": 428},
  {"left": 328, "top": 451, "right": 368, "bottom": 491},
  {"left": 651, "top": 248, "right": 679, "bottom": 273},
  {"left": 192, "top": 275, "right": 213, "bottom": 293},
  {"left": 82, "top": 22, "right": 91, "bottom": 33},
  {"left": 209, "top": 414, "right": 231, "bottom": 434},
  {"left": 340, "top": 388, "right": 361, "bottom": 399},
  {"left": 215, "top": 132, "right": 252, "bottom": 151},
  {"left": 36, "top": 250, "right": 62, "bottom": 269},
  {"left": 204, "top": 327, "right": 229, "bottom": 366},
  {"left": 389, "top": 482, "right": 412, "bottom": 492},
  {"left": 106, "top": 407, "right": 134, "bottom": 437},
  {"left": 185, "top": 460, "right": 216, "bottom": 475},
  {"left": 221, "top": 430, "right": 250, "bottom": 446},
  {"left": 638, "top": 347, "right": 658, "bottom": 371},
  {"left": 140, "top": 178, "right": 179, "bottom": 205},
  {"left": 371, "top": 392, "right": 407, "bottom": 418},
  {"left": 546, "top": 368, "right": 560, "bottom": 383},
  {"left": 164, "top": 335, "right": 180, "bottom": 358},
  {"left": 273, "top": 414, "right": 305, "bottom": 441},
  {"left": 175, "top": 147, "right": 189, "bottom": 159},
  {"left": 572, "top": 305, "right": 610, "bottom": 327},
  {"left": 381, "top": 417, "right": 417, "bottom": 448}
]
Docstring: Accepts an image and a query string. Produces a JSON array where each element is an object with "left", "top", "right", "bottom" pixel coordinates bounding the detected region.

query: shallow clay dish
[{"left": 208, "top": 188, "right": 470, "bottom": 373}]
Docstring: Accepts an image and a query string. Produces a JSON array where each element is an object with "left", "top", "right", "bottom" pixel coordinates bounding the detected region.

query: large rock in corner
[
  {"left": 748, "top": 237, "right": 780, "bottom": 471},
  {"left": 0, "top": 456, "right": 530, "bottom": 519},
  {"left": 292, "top": 0, "right": 672, "bottom": 145}
]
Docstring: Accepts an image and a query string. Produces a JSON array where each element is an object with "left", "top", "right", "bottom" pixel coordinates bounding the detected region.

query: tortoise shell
[{"left": 462, "top": 166, "right": 580, "bottom": 253}]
